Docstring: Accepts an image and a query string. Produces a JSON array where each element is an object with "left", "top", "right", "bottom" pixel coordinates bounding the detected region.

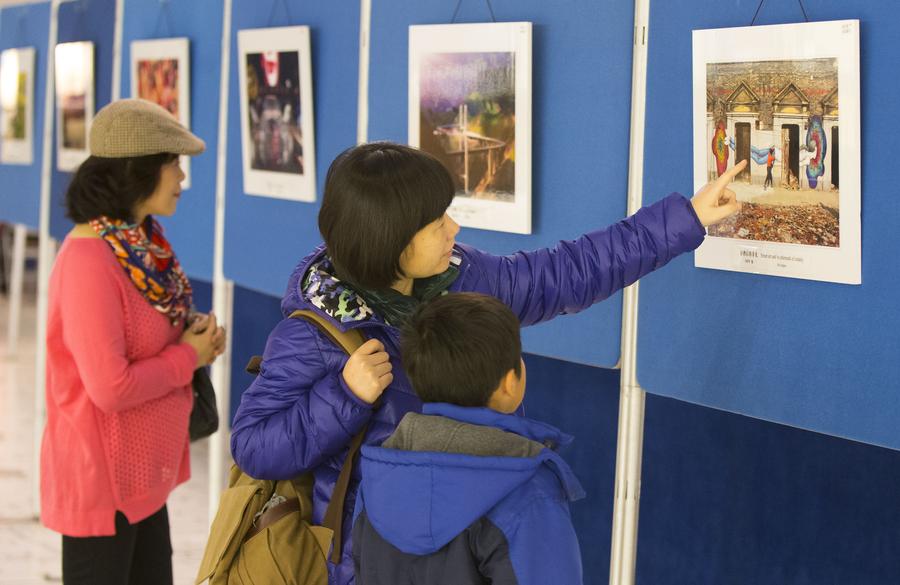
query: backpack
[{"left": 195, "top": 309, "right": 367, "bottom": 585}]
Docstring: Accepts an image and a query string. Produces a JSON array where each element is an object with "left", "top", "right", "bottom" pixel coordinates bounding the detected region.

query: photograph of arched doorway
[
  {"left": 704, "top": 57, "right": 839, "bottom": 248},
  {"left": 693, "top": 20, "right": 861, "bottom": 284}
]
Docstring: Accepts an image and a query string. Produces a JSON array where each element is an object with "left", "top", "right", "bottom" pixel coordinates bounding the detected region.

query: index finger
[{"left": 715, "top": 159, "right": 748, "bottom": 187}]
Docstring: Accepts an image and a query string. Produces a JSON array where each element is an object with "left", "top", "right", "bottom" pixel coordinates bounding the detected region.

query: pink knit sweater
[{"left": 41, "top": 237, "right": 198, "bottom": 536}]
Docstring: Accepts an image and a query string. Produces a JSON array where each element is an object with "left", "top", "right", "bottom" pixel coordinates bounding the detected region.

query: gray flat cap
[{"left": 89, "top": 98, "right": 205, "bottom": 158}]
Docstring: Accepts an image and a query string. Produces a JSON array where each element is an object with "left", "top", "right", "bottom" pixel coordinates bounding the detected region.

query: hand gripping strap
[{"left": 289, "top": 310, "right": 368, "bottom": 564}]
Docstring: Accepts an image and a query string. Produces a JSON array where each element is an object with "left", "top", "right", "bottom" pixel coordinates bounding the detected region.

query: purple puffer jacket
[{"left": 230, "top": 193, "right": 705, "bottom": 585}]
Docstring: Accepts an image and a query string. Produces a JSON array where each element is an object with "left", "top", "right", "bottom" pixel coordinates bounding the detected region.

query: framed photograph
[
  {"left": 237, "top": 26, "right": 316, "bottom": 201},
  {"left": 131, "top": 37, "right": 192, "bottom": 188},
  {"left": 1, "top": 47, "right": 36, "bottom": 165},
  {"left": 693, "top": 20, "right": 860, "bottom": 284},
  {"left": 55, "top": 41, "right": 94, "bottom": 172},
  {"left": 409, "top": 22, "right": 532, "bottom": 234}
]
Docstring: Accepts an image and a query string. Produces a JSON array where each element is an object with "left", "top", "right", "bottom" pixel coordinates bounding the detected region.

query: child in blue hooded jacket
[{"left": 353, "top": 292, "right": 585, "bottom": 585}]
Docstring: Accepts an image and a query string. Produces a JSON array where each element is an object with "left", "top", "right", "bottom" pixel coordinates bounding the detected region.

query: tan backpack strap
[
  {"left": 289, "top": 309, "right": 366, "bottom": 355},
  {"left": 243, "top": 497, "right": 300, "bottom": 542},
  {"left": 322, "top": 424, "right": 368, "bottom": 564},
  {"left": 290, "top": 309, "right": 369, "bottom": 563},
  {"left": 245, "top": 355, "right": 263, "bottom": 374}
]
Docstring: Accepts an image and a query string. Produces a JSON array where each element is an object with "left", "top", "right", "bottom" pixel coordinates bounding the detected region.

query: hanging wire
[
  {"left": 749, "top": 0, "right": 767, "bottom": 26},
  {"left": 154, "top": 0, "right": 176, "bottom": 37},
  {"left": 266, "top": 0, "right": 294, "bottom": 27},
  {"left": 451, "top": 0, "right": 498, "bottom": 24},
  {"left": 797, "top": 0, "right": 810, "bottom": 22},
  {"left": 751, "top": 0, "right": 811, "bottom": 26},
  {"left": 74, "top": 0, "right": 90, "bottom": 30},
  {"left": 15, "top": 9, "right": 27, "bottom": 46}
]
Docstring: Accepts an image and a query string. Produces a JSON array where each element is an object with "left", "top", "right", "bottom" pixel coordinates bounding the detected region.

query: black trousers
[{"left": 62, "top": 505, "right": 173, "bottom": 585}]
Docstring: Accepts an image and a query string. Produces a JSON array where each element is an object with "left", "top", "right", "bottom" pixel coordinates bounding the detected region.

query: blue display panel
[
  {"left": 221, "top": 1, "right": 360, "bottom": 299},
  {"left": 119, "top": 0, "right": 224, "bottom": 280},
  {"left": 0, "top": 2, "right": 49, "bottom": 228},
  {"left": 638, "top": 1, "right": 900, "bottom": 450},
  {"left": 49, "top": 0, "right": 116, "bottom": 240},
  {"left": 368, "top": 0, "right": 636, "bottom": 367},
  {"left": 638, "top": 393, "right": 900, "bottom": 584}
]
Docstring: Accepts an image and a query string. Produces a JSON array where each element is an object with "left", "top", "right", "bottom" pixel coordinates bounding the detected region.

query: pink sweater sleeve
[{"left": 59, "top": 249, "right": 198, "bottom": 413}]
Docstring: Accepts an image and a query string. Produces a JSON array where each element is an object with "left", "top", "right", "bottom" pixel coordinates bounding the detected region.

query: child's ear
[
  {"left": 488, "top": 368, "right": 519, "bottom": 411},
  {"left": 500, "top": 368, "right": 520, "bottom": 398}
]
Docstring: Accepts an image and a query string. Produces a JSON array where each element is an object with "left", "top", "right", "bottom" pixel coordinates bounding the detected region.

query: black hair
[
  {"left": 401, "top": 292, "right": 522, "bottom": 407},
  {"left": 318, "top": 142, "right": 455, "bottom": 290},
  {"left": 65, "top": 153, "right": 179, "bottom": 223}
]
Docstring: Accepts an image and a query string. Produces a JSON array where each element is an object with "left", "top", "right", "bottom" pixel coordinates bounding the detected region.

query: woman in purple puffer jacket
[{"left": 230, "top": 143, "right": 745, "bottom": 585}]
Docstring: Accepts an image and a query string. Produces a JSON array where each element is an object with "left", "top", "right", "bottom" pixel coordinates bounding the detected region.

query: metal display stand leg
[
  {"left": 6, "top": 224, "right": 27, "bottom": 356},
  {"left": 208, "top": 0, "right": 234, "bottom": 524},
  {"left": 609, "top": 1, "right": 651, "bottom": 584}
]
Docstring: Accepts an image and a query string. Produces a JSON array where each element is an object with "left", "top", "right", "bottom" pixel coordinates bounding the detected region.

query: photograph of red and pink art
[{"left": 136, "top": 58, "right": 180, "bottom": 118}]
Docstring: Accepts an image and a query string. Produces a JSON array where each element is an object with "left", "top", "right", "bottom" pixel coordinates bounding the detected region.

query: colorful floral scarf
[
  {"left": 303, "top": 253, "right": 460, "bottom": 328},
  {"left": 90, "top": 216, "right": 193, "bottom": 326}
]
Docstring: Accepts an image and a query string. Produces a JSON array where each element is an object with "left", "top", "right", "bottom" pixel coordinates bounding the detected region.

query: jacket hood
[{"left": 358, "top": 403, "right": 585, "bottom": 555}]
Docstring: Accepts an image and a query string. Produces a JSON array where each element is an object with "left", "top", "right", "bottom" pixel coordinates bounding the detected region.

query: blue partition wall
[
  {"left": 524, "top": 354, "right": 619, "bottom": 582},
  {"left": 368, "top": 0, "right": 635, "bottom": 367},
  {"left": 119, "top": 0, "right": 224, "bottom": 280},
  {"left": 222, "top": 1, "right": 360, "bottom": 297},
  {"left": 229, "top": 285, "right": 285, "bottom": 424},
  {"left": 48, "top": 0, "right": 116, "bottom": 240},
  {"left": 637, "top": 2, "right": 900, "bottom": 450},
  {"left": 637, "top": 393, "right": 900, "bottom": 585},
  {"left": 0, "top": 2, "right": 49, "bottom": 228}
]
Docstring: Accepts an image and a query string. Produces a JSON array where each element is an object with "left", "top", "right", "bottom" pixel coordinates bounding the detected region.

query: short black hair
[
  {"left": 65, "top": 153, "right": 178, "bottom": 223},
  {"left": 318, "top": 142, "right": 455, "bottom": 290},
  {"left": 401, "top": 293, "right": 522, "bottom": 407}
]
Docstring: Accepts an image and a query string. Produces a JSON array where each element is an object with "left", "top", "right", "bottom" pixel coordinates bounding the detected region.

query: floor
[{"left": 0, "top": 272, "right": 219, "bottom": 584}]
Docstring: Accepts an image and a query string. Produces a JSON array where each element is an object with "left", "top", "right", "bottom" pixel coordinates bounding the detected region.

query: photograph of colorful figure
[{"left": 245, "top": 50, "right": 304, "bottom": 175}]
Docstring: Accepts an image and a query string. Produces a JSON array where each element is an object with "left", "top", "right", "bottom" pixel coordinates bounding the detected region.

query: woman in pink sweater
[{"left": 41, "top": 99, "right": 225, "bottom": 585}]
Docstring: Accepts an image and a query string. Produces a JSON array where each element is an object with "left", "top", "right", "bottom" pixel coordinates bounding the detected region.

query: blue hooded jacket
[
  {"left": 353, "top": 403, "right": 586, "bottom": 585},
  {"left": 230, "top": 193, "right": 705, "bottom": 585}
]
